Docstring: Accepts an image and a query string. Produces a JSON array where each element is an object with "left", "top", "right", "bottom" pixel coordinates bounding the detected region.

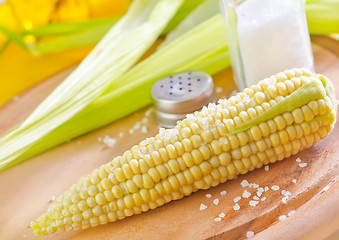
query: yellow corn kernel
[{"left": 31, "top": 69, "right": 336, "bottom": 236}]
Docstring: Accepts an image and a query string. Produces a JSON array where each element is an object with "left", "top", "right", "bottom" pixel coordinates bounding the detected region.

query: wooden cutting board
[{"left": 0, "top": 36, "right": 338, "bottom": 240}]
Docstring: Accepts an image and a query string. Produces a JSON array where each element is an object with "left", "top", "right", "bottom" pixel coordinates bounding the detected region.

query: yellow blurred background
[{"left": 0, "top": 0, "right": 131, "bottom": 106}]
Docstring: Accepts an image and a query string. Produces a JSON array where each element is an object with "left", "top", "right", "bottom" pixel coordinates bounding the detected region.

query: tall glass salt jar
[{"left": 220, "top": 0, "right": 314, "bottom": 90}]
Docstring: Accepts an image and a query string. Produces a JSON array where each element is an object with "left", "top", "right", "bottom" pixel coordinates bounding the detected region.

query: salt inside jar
[{"left": 220, "top": 0, "right": 314, "bottom": 89}]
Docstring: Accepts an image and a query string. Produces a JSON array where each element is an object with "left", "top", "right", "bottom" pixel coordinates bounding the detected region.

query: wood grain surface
[{"left": 0, "top": 37, "right": 338, "bottom": 240}]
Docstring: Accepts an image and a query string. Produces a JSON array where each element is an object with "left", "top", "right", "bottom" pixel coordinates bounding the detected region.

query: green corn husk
[
  {"left": 2, "top": 0, "right": 339, "bottom": 171},
  {"left": 306, "top": 0, "right": 339, "bottom": 35},
  {"left": 0, "top": 13, "right": 229, "bottom": 171},
  {"left": 23, "top": 17, "right": 118, "bottom": 37},
  {"left": 0, "top": 0, "right": 185, "bottom": 171}
]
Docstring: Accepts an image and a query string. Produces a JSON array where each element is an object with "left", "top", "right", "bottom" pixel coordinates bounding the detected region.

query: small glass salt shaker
[{"left": 220, "top": 0, "right": 314, "bottom": 90}]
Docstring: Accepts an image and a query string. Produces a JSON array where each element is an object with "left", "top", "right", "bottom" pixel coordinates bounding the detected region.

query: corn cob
[{"left": 31, "top": 68, "right": 337, "bottom": 235}]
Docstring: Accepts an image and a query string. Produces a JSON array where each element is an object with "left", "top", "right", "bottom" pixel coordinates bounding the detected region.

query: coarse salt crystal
[
  {"left": 253, "top": 196, "right": 259, "bottom": 200},
  {"left": 288, "top": 210, "right": 296, "bottom": 216},
  {"left": 292, "top": 179, "right": 297, "bottom": 184},
  {"left": 234, "top": 196, "right": 241, "bottom": 203},
  {"left": 296, "top": 158, "right": 301, "bottom": 162},
  {"left": 299, "top": 163, "right": 307, "bottom": 168},
  {"left": 241, "top": 180, "right": 249, "bottom": 187},
  {"left": 145, "top": 108, "right": 153, "bottom": 116},
  {"left": 242, "top": 190, "right": 251, "bottom": 198},
  {"left": 108, "top": 173, "right": 113, "bottom": 179},
  {"left": 256, "top": 191, "right": 263, "bottom": 197},
  {"left": 247, "top": 231, "right": 255, "bottom": 238},
  {"left": 282, "top": 197, "right": 288, "bottom": 204},
  {"left": 249, "top": 200, "right": 259, "bottom": 206},
  {"left": 279, "top": 215, "right": 287, "bottom": 221},
  {"left": 219, "top": 212, "right": 225, "bottom": 218},
  {"left": 271, "top": 185, "right": 280, "bottom": 191},
  {"left": 141, "top": 126, "right": 148, "bottom": 133},
  {"left": 261, "top": 197, "right": 267, "bottom": 201},
  {"left": 233, "top": 204, "right": 240, "bottom": 211},
  {"left": 220, "top": 191, "right": 227, "bottom": 196},
  {"left": 213, "top": 198, "right": 220, "bottom": 205},
  {"left": 206, "top": 194, "right": 212, "bottom": 198},
  {"left": 252, "top": 183, "right": 259, "bottom": 188},
  {"left": 264, "top": 186, "right": 269, "bottom": 191},
  {"left": 51, "top": 195, "right": 56, "bottom": 201},
  {"left": 284, "top": 191, "right": 291, "bottom": 196},
  {"left": 216, "top": 87, "right": 223, "bottom": 93},
  {"left": 265, "top": 165, "right": 269, "bottom": 171},
  {"left": 102, "top": 135, "right": 116, "bottom": 147},
  {"left": 200, "top": 204, "right": 207, "bottom": 210},
  {"left": 214, "top": 217, "right": 222, "bottom": 222}
]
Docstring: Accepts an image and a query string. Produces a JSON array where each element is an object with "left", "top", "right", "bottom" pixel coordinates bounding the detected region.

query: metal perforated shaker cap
[{"left": 151, "top": 71, "right": 215, "bottom": 128}]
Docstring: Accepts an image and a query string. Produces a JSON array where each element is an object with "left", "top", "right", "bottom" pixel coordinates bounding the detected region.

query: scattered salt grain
[
  {"left": 271, "top": 185, "right": 280, "bottom": 191},
  {"left": 141, "top": 126, "right": 148, "bottom": 133},
  {"left": 265, "top": 165, "right": 269, "bottom": 171},
  {"left": 282, "top": 197, "right": 288, "bottom": 204},
  {"left": 102, "top": 135, "right": 116, "bottom": 147},
  {"left": 279, "top": 215, "right": 287, "bottom": 221},
  {"left": 242, "top": 190, "right": 251, "bottom": 198},
  {"left": 292, "top": 179, "right": 297, "bottom": 184},
  {"left": 133, "top": 122, "right": 141, "bottom": 130},
  {"left": 129, "top": 129, "right": 134, "bottom": 134},
  {"left": 142, "top": 117, "right": 148, "bottom": 124},
  {"left": 247, "top": 231, "right": 255, "bottom": 238},
  {"left": 51, "top": 195, "right": 56, "bottom": 201},
  {"left": 216, "top": 87, "right": 223, "bottom": 94},
  {"left": 145, "top": 108, "right": 153, "bottom": 117},
  {"left": 119, "top": 132, "right": 124, "bottom": 137},
  {"left": 206, "top": 194, "right": 212, "bottom": 198},
  {"left": 214, "top": 217, "right": 222, "bottom": 222},
  {"left": 213, "top": 198, "right": 220, "bottom": 205},
  {"left": 108, "top": 173, "right": 114, "bottom": 179},
  {"left": 261, "top": 197, "right": 267, "bottom": 201},
  {"left": 299, "top": 163, "right": 307, "bottom": 168},
  {"left": 241, "top": 180, "right": 249, "bottom": 187},
  {"left": 234, "top": 196, "right": 241, "bottom": 203},
  {"left": 200, "top": 204, "right": 207, "bottom": 210},
  {"left": 233, "top": 204, "right": 240, "bottom": 211},
  {"left": 288, "top": 210, "right": 296, "bottom": 216},
  {"left": 253, "top": 196, "right": 259, "bottom": 200},
  {"left": 220, "top": 191, "right": 227, "bottom": 196},
  {"left": 296, "top": 158, "right": 301, "bottom": 162},
  {"left": 219, "top": 212, "right": 225, "bottom": 218},
  {"left": 249, "top": 200, "right": 259, "bottom": 206}
]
